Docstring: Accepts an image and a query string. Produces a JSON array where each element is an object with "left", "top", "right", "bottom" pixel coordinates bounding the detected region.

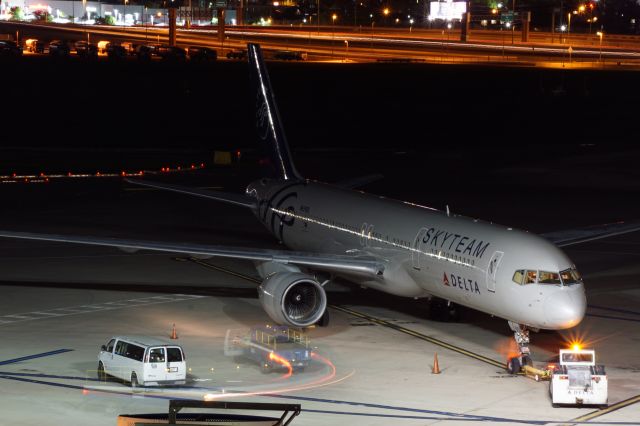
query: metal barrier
[{"left": 119, "top": 400, "right": 301, "bottom": 426}]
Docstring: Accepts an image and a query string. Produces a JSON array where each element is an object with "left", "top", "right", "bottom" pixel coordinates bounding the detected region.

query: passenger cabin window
[
  {"left": 512, "top": 270, "right": 524, "bottom": 285},
  {"left": 115, "top": 341, "right": 126, "bottom": 356},
  {"left": 167, "top": 347, "right": 183, "bottom": 362},
  {"left": 538, "top": 271, "right": 561, "bottom": 285},
  {"left": 524, "top": 270, "right": 537, "bottom": 284},
  {"left": 106, "top": 339, "right": 115, "bottom": 353},
  {"left": 148, "top": 348, "right": 165, "bottom": 363}
]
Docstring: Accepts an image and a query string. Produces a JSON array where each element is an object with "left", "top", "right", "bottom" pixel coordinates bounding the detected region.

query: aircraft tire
[
  {"left": 507, "top": 357, "right": 521, "bottom": 375},
  {"left": 317, "top": 310, "right": 330, "bottom": 327}
]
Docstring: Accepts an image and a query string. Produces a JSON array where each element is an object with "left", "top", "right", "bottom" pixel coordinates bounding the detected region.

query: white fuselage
[{"left": 247, "top": 179, "right": 586, "bottom": 330}]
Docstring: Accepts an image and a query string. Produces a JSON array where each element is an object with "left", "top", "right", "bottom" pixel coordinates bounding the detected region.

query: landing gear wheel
[
  {"left": 507, "top": 357, "right": 521, "bottom": 375},
  {"left": 428, "top": 299, "right": 459, "bottom": 322},
  {"left": 317, "top": 310, "right": 330, "bottom": 327},
  {"left": 97, "top": 362, "right": 106, "bottom": 382}
]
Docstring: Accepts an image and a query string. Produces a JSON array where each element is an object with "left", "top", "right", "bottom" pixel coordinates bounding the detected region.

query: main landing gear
[
  {"left": 507, "top": 321, "right": 534, "bottom": 374},
  {"left": 428, "top": 298, "right": 460, "bottom": 322}
]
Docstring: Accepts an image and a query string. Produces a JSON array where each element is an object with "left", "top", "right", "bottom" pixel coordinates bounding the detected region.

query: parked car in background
[
  {"left": 97, "top": 40, "right": 110, "bottom": 54},
  {"left": 156, "top": 44, "right": 186, "bottom": 61},
  {"left": 75, "top": 40, "right": 98, "bottom": 58},
  {"left": 188, "top": 46, "right": 217, "bottom": 62},
  {"left": 48, "top": 40, "right": 72, "bottom": 57},
  {"left": 106, "top": 42, "right": 127, "bottom": 59},
  {"left": 273, "top": 50, "right": 307, "bottom": 61},
  {"left": 226, "top": 49, "right": 247, "bottom": 60},
  {"left": 0, "top": 40, "right": 22, "bottom": 57},
  {"left": 25, "top": 38, "right": 44, "bottom": 53},
  {"left": 136, "top": 44, "right": 156, "bottom": 61}
]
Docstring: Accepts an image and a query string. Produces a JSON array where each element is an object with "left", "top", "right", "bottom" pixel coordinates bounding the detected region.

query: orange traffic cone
[
  {"left": 432, "top": 352, "right": 441, "bottom": 374},
  {"left": 170, "top": 323, "right": 178, "bottom": 340}
]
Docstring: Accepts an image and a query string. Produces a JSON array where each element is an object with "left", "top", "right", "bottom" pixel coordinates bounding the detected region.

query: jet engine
[{"left": 258, "top": 272, "right": 327, "bottom": 328}]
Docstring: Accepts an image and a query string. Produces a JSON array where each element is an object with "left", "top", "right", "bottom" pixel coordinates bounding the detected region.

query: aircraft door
[
  {"left": 412, "top": 227, "right": 428, "bottom": 270},
  {"left": 486, "top": 251, "right": 503, "bottom": 293}
]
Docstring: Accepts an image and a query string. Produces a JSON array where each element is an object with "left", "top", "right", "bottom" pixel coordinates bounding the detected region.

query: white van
[{"left": 98, "top": 336, "right": 186, "bottom": 388}]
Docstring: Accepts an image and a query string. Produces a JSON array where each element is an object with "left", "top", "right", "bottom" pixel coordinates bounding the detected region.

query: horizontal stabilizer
[
  {"left": 125, "top": 179, "right": 256, "bottom": 209},
  {"left": 542, "top": 220, "right": 640, "bottom": 247}
]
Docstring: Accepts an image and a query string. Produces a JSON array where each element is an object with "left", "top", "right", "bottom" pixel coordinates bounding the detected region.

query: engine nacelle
[{"left": 258, "top": 272, "right": 327, "bottom": 328}]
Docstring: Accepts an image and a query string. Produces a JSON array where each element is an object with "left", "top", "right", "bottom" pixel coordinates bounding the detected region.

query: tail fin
[{"left": 248, "top": 43, "right": 302, "bottom": 181}]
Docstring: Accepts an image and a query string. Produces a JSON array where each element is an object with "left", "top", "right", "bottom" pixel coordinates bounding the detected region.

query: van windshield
[{"left": 167, "top": 347, "right": 183, "bottom": 362}]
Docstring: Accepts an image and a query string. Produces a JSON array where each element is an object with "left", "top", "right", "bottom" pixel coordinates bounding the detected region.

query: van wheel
[
  {"left": 97, "top": 362, "right": 106, "bottom": 381},
  {"left": 131, "top": 373, "right": 140, "bottom": 392}
]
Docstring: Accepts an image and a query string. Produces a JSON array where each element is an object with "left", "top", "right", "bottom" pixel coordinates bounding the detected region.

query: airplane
[{"left": 2, "top": 43, "right": 639, "bottom": 373}]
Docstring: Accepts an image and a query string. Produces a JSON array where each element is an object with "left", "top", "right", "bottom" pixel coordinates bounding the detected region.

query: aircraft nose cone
[{"left": 544, "top": 290, "right": 586, "bottom": 329}]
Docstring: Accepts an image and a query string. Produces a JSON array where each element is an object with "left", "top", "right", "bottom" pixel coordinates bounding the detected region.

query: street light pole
[
  {"left": 567, "top": 12, "right": 571, "bottom": 44},
  {"left": 597, "top": 30, "right": 603, "bottom": 63},
  {"left": 370, "top": 15, "right": 374, "bottom": 48},
  {"left": 317, "top": 0, "right": 320, "bottom": 34},
  {"left": 331, "top": 13, "right": 336, "bottom": 56}
]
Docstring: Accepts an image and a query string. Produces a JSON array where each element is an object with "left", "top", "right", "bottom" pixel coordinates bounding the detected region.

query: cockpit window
[
  {"left": 538, "top": 271, "right": 561, "bottom": 285},
  {"left": 512, "top": 270, "right": 524, "bottom": 285},
  {"left": 560, "top": 268, "right": 583, "bottom": 285},
  {"left": 524, "top": 270, "right": 537, "bottom": 284}
]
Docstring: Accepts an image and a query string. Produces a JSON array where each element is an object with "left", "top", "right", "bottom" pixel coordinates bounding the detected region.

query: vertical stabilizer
[{"left": 248, "top": 43, "right": 302, "bottom": 181}]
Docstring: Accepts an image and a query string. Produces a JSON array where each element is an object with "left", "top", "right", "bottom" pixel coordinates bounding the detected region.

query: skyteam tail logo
[{"left": 444, "top": 272, "right": 481, "bottom": 294}]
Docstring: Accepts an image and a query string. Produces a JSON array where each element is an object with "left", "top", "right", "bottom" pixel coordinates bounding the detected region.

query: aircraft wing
[
  {"left": 124, "top": 179, "right": 256, "bottom": 209},
  {"left": 541, "top": 220, "right": 640, "bottom": 247},
  {"left": 0, "top": 230, "right": 384, "bottom": 277}
]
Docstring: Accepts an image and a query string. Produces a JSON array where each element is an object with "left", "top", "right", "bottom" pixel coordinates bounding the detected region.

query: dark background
[{"left": 3, "top": 57, "right": 639, "bottom": 154}]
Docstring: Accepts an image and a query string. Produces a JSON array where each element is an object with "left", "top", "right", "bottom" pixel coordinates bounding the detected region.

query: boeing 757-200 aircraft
[{"left": 2, "top": 44, "right": 639, "bottom": 372}]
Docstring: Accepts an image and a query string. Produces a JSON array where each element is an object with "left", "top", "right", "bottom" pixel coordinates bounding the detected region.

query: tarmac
[{"left": 1, "top": 147, "right": 639, "bottom": 425}]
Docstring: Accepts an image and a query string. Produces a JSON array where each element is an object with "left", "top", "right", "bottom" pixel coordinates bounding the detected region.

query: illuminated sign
[
  {"left": 429, "top": 0, "right": 467, "bottom": 21},
  {"left": 28, "top": 3, "right": 51, "bottom": 10}
]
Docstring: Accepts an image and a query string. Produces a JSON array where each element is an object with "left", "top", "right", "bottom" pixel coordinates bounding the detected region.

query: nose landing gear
[{"left": 507, "top": 321, "right": 534, "bottom": 374}]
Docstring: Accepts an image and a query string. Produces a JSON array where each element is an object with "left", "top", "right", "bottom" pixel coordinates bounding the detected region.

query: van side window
[
  {"left": 149, "top": 348, "right": 165, "bottom": 363},
  {"left": 115, "top": 341, "right": 126, "bottom": 356},
  {"left": 106, "top": 339, "right": 115, "bottom": 353},
  {"left": 125, "top": 344, "right": 144, "bottom": 362},
  {"left": 167, "top": 347, "right": 183, "bottom": 362}
]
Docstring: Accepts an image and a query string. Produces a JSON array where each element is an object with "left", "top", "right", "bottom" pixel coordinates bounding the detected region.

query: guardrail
[{"left": 119, "top": 400, "right": 302, "bottom": 426}]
